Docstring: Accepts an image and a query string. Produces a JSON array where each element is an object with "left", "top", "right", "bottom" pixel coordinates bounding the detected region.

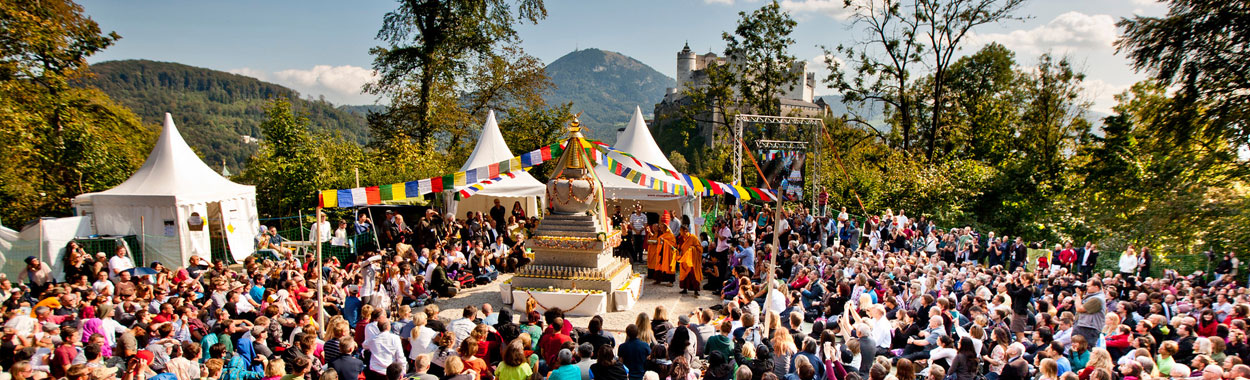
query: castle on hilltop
[{"left": 654, "top": 43, "right": 827, "bottom": 147}]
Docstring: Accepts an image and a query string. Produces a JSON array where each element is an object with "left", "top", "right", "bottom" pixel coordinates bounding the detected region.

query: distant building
[{"left": 654, "top": 43, "right": 825, "bottom": 146}]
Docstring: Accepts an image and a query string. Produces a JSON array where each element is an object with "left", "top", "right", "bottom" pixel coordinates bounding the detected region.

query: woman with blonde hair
[
  {"left": 1078, "top": 348, "right": 1114, "bottom": 380},
  {"left": 1155, "top": 341, "right": 1178, "bottom": 377},
  {"left": 1103, "top": 313, "right": 1121, "bottom": 336},
  {"left": 652, "top": 306, "right": 673, "bottom": 345},
  {"left": 636, "top": 312, "right": 657, "bottom": 345},
  {"left": 262, "top": 358, "right": 286, "bottom": 380}
]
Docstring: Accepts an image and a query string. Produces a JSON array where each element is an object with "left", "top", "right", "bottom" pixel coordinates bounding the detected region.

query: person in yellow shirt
[{"left": 675, "top": 224, "right": 703, "bottom": 296}]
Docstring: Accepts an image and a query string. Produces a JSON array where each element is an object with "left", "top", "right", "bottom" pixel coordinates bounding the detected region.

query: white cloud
[
  {"left": 228, "top": 65, "right": 379, "bottom": 105},
  {"left": 779, "top": 0, "right": 855, "bottom": 20},
  {"left": 227, "top": 67, "right": 270, "bottom": 81},
  {"left": 273, "top": 65, "right": 376, "bottom": 97},
  {"left": 966, "top": 12, "right": 1118, "bottom": 55},
  {"left": 704, "top": 0, "right": 735, "bottom": 4},
  {"left": 1084, "top": 78, "right": 1129, "bottom": 114}
]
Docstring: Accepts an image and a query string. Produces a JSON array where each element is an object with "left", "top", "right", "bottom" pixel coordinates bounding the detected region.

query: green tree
[
  {"left": 0, "top": 0, "right": 152, "bottom": 224},
  {"left": 941, "top": 42, "right": 1020, "bottom": 162},
  {"left": 239, "top": 99, "right": 368, "bottom": 220},
  {"left": 723, "top": 0, "right": 798, "bottom": 118},
  {"left": 1116, "top": 0, "right": 1250, "bottom": 156},
  {"left": 366, "top": 0, "right": 547, "bottom": 143},
  {"left": 825, "top": 0, "right": 924, "bottom": 151},
  {"left": 916, "top": 0, "right": 1026, "bottom": 160}
]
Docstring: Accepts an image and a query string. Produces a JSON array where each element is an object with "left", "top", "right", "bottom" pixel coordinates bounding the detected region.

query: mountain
[
  {"left": 544, "top": 48, "right": 676, "bottom": 143},
  {"left": 81, "top": 60, "right": 371, "bottom": 171}
]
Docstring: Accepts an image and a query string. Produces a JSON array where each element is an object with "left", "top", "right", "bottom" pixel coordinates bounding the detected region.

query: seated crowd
[{"left": 1, "top": 202, "right": 1249, "bottom": 380}]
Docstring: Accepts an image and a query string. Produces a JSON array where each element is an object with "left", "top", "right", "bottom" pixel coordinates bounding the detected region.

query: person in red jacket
[{"left": 1196, "top": 310, "right": 1220, "bottom": 337}]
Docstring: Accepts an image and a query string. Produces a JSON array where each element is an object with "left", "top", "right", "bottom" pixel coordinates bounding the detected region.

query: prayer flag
[
  {"left": 379, "top": 184, "right": 393, "bottom": 200},
  {"left": 521, "top": 152, "right": 533, "bottom": 167},
  {"left": 337, "top": 189, "right": 353, "bottom": 207},
  {"left": 454, "top": 171, "right": 467, "bottom": 186},
  {"left": 441, "top": 175, "right": 453, "bottom": 190},
  {"left": 540, "top": 145, "right": 552, "bottom": 160},
  {"left": 366, "top": 186, "right": 381, "bottom": 204},
  {"left": 350, "top": 188, "right": 367, "bottom": 206},
  {"left": 509, "top": 157, "right": 521, "bottom": 172},
  {"left": 391, "top": 183, "right": 407, "bottom": 200},
  {"left": 733, "top": 185, "right": 751, "bottom": 201},
  {"left": 488, "top": 163, "right": 500, "bottom": 177},
  {"left": 409, "top": 181, "right": 424, "bottom": 197},
  {"left": 432, "top": 177, "right": 445, "bottom": 193},
  {"left": 321, "top": 190, "right": 337, "bottom": 208}
]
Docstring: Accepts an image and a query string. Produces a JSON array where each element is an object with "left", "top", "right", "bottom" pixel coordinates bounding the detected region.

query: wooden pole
[
  {"left": 762, "top": 199, "right": 783, "bottom": 336},
  {"left": 315, "top": 203, "right": 325, "bottom": 335}
]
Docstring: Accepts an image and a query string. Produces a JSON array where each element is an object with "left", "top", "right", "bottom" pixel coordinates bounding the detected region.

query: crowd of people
[{"left": 2, "top": 199, "right": 1249, "bottom": 380}]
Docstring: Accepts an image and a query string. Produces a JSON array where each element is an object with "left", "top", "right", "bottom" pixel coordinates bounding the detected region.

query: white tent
[
  {"left": 0, "top": 217, "right": 94, "bottom": 280},
  {"left": 445, "top": 111, "right": 547, "bottom": 219},
  {"left": 595, "top": 107, "right": 702, "bottom": 219},
  {"left": 73, "top": 113, "right": 259, "bottom": 266}
]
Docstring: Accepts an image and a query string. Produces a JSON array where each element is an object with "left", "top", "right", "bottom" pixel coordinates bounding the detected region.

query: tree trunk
[{"left": 927, "top": 66, "right": 943, "bottom": 160}]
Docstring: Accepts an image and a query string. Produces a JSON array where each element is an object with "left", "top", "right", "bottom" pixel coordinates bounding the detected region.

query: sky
[{"left": 81, "top": 0, "right": 1169, "bottom": 113}]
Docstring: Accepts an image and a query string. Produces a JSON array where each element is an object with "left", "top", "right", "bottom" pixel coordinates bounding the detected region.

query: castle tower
[{"left": 677, "top": 42, "right": 696, "bottom": 92}]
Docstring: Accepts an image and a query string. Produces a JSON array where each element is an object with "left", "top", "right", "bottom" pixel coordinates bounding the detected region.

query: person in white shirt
[
  {"left": 107, "top": 246, "right": 134, "bottom": 281},
  {"left": 92, "top": 270, "right": 115, "bottom": 296},
  {"left": 312, "top": 212, "right": 332, "bottom": 243},
  {"left": 364, "top": 311, "right": 387, "bottom": 348},
  {"left": 331, "top": 220, "right": 349, "bottom": 247},
  {"left": 1118, "top": 250, "right": 1139, "bottom": 276},
  {"left": 366, "top": 316, "right": 406, "bottom": 378}
]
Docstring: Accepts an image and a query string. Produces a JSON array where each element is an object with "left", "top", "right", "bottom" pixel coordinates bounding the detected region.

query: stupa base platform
[{"left": 503, "top": 273, "right": 643, "bottom": 316}]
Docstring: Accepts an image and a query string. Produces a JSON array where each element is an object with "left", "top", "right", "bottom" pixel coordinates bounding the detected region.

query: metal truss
[
  {"left": 755, "top": 140, "right": 809, "bottom": 151},
  {"left": 732, "top": 114, "right": 825, "bottom": 187}
]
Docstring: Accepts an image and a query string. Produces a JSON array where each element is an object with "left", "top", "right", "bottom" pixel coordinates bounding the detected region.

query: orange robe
[
  {"left": 647, "top": 229, "right": 678, "bottom": 275},
  {"left": 675, "top": 231, "right": 703, "bottom": 283}
]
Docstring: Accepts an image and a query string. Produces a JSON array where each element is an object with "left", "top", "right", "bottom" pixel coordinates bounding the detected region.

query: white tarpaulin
[
  {"left": 0, "top": 217, "right": 93, "bottom": 281},
  {"left": 73, "top": 113, "right": 259, "bottom": 266},
  {"left": 596, "top": 107, "right": 701, "bottom": 218},
  {"left": 446, "top": 110, "right": 547, "bottom": 218}
]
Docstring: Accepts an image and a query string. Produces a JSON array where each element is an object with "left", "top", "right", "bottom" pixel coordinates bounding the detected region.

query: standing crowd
[{"left": 3, "top": 200, "right": 1249, "bottom": 380}]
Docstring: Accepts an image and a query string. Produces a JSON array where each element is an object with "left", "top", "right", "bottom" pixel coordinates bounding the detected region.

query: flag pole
[{"left": 315, "top": 197, "right": 325, "bottom": 336}]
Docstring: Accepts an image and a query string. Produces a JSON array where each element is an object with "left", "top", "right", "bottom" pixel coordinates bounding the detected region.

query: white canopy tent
[
  {"left": 596, "top": 107, "right": 702, "bottom": 219},
  {"left": 445, "top": 110, "right": 547, "bottom": 219},
  {"left": 73, "top": 113, "right": 259, "bottom": 266},
  {"left": 0, "top": 217, "right": 94, "bottom": 280}
]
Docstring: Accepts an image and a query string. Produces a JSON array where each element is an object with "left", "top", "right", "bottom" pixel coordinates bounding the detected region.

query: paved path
[{"left": 434, "top": 263, "right": 723, "bottom": 338}]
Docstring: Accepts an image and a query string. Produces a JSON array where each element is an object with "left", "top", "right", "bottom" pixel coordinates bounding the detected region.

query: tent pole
[
  {"left": 38, "top": 219, "right": 45, "bottom": 268},
  {"left": 218, "top": 210, "right": 229, "bottom": 264},
  {"left": 315, "top": 202, "right": 325, "bottom": 336},
  {"left": 140, "top": 216, "right": 146, "bottom": 263},
  {"left": 298, "top": 209, "right": 306, "bottom": 242}
]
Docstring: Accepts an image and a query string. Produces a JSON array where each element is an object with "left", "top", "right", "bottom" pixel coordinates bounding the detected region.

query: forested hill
[
  {"left": 544, "top": 48, "right": 675, "bottom": 142},
  {"left": 80, "top": 60, "right": 371, "bottom": 170}
]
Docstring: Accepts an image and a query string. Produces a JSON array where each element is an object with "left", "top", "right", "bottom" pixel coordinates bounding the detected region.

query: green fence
[{"left": 74, "top": 236, "right": 142, "bottom": 265}]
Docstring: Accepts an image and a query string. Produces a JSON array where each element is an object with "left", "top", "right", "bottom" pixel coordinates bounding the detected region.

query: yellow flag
[
  {"left": 391, "top": 183, "right": 407, "bottom": 200},
  {"left": 320, "top": 190, "right": 338, "bottom": 207},
  {"left": 734, "top": 185, "right": 752, "bottom": 201},
  {"left": 454, "top": 171, "right": 467, "bottom": 186}
]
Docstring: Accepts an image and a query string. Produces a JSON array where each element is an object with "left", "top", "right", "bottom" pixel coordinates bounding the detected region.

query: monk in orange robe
[
  {"left": 674, "top": 224, "right": 703, "bottom": 295},
  {"left": 647, "top": 224, "right": 678, "bottom": 285}
]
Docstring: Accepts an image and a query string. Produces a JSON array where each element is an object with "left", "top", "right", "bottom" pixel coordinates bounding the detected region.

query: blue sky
[{"left": 82, "top": 0, "right": 1168, "bottom": 113}]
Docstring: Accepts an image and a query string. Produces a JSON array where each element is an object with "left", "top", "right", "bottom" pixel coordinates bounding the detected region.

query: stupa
[{"left": 506, "top": 117, "right": 638, "bottom": 315}]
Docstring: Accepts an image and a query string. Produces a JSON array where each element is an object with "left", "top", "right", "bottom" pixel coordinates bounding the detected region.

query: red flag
[
  {"left": 711, "top": 182, "right": 724, "bottom": 195},
  {"left": 365, "top": 186, "right": 381, "bottom": 204},
  {"left": 431, "top": 177, "right": 443, "bottom": 193},
  {"left": 488, "top": 163, "right": 500, "bottom": 177},
  {"left": 541, "top": 145, "right": 552, "bottom": 160}
]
